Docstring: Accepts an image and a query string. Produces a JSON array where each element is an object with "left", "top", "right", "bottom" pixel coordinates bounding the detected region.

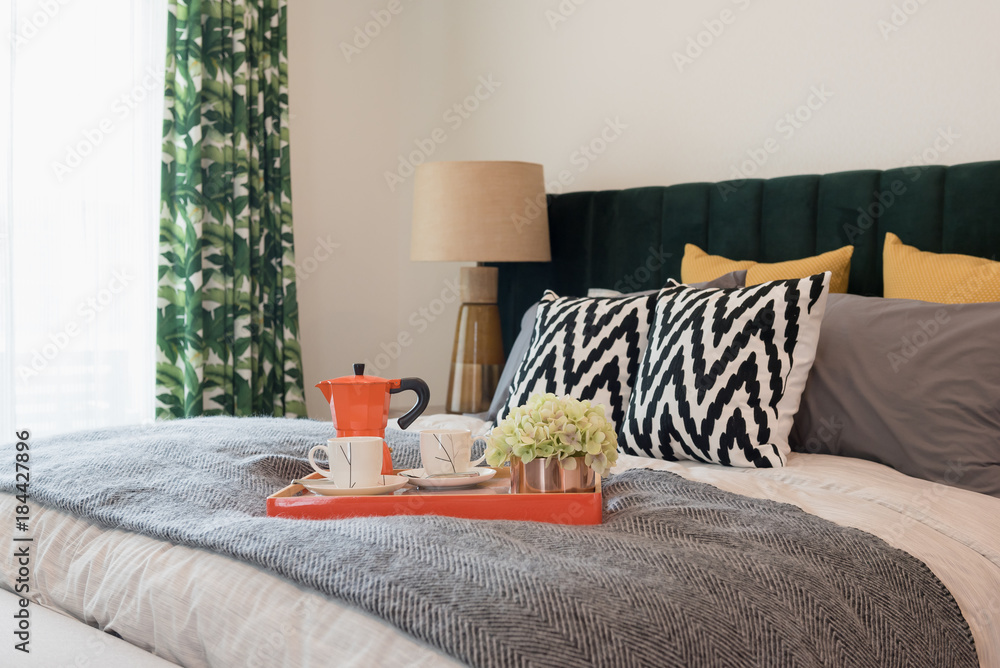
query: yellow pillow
[
  {"left": 681, "top": 244, "right": 854, "bottom": 293},
  {"left": 883, "top": 232, "right": 1000, "bottom": 303}
]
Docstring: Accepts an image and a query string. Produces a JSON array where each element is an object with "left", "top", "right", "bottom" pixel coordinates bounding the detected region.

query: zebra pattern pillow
[
  {"left": 621, "top": 273, "right": 831, "bottom": 468},
  {"left": 496, "top": 290, "right": 657, "bottom": 430}
]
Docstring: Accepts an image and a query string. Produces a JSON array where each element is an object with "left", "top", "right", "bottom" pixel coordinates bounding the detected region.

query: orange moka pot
[{"left": 316, "top": 364, "right": 430, "bottom": 474}]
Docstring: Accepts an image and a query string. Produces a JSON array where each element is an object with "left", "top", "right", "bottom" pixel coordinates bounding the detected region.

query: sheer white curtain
[{"left": 1, "top": 0, "right": 166, "bottom": 439}]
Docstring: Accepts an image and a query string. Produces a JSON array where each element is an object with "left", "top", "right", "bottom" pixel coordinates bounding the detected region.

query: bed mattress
[
  {"left": 0, "top": 587, "right": 179, "bottom": 667},
  {"left": 1, "top": 417, "right": 997, "bottom": 667}
]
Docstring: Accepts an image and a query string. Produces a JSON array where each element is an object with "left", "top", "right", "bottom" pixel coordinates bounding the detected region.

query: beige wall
[
  {"left": 288, "top": 1, "right": 406, "bottom": 419},
  {"left": 290, "top": 0, "right": 1000, "bottom": 419}
]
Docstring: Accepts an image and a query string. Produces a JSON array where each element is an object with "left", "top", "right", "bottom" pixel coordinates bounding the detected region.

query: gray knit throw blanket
[{"left": 1, "top": 417, "right": 977, "bottom": 667}]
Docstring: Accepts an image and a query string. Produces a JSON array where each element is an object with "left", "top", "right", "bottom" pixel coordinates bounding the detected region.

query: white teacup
[
  {"left": 309, "top": 437, "right": 384, "bottom": 488},
  {"left": 420, "top": 429, "right": 488, "bottom": 475}
]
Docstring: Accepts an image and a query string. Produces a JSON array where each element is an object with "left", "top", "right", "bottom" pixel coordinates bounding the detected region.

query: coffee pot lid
[{"left": 323, "top": 363, "right": 388, "bottom": 385}]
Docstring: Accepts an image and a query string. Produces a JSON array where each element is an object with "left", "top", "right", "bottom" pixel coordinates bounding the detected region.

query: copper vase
[{"left": 509, "top": 456, "right": 597, "bottom": 494}]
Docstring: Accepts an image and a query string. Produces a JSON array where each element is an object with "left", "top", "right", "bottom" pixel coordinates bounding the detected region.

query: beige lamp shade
[{"left": 410, "top": 161, "right": 551, "bottom": 262}]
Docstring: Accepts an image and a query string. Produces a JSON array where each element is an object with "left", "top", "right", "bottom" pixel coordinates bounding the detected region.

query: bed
[{"left": 3, "top": 160, "right": 999, "bottom": 667}]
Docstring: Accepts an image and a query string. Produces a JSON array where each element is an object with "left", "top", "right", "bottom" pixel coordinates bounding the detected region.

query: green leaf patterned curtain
[{"left": 156, "top": 0, "right": 306, "bottom": 419}]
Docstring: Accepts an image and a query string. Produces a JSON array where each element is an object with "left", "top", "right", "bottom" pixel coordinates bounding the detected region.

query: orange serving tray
[{"left": 266, "top": 468, "right": 602, "bottom": 525}]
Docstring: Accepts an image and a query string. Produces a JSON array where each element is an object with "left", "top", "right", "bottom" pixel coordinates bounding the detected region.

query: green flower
[{"left": 486, "top": 393, "right": 619, "bottom": 475}]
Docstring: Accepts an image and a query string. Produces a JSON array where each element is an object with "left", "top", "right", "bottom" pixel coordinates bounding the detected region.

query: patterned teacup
[
  {"left": 308, "top": 436, "right": 384, "bottom": 488},
  {"left": 419, "top": 430, "right": 488, "bottom": 475}
]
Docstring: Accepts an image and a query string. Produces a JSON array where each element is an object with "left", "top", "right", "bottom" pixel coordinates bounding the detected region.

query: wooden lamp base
[{"left": 446, "top": 266, "right": 505, "bottom": 414}]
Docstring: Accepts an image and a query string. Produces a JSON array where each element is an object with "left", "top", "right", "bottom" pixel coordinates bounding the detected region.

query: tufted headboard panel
[{"left": 494, "top": 160, "right": 1000, "bottom": 355}]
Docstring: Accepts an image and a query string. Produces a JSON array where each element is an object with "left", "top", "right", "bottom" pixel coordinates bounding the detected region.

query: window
[{"left": 1, "top": 0, "right": 166, "bottom": 438}]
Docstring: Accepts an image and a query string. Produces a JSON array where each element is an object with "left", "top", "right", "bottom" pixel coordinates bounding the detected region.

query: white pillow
[{"left": 621, "top": 273, "right": 831, "bottom": 467}]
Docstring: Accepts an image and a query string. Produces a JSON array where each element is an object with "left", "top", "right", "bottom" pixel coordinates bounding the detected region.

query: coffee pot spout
[{"left": 315, "top": 380, "right": 334, "bottom": 404}]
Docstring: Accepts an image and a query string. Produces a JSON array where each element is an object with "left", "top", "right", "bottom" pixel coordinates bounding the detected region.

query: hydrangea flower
[{"left": 486, "top": 393, "right": 618, "bottom": 475}]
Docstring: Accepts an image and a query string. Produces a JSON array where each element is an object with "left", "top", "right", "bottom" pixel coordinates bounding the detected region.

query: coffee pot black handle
[{"left": 391, "top": 378, "right": 431, "bottom": 431}]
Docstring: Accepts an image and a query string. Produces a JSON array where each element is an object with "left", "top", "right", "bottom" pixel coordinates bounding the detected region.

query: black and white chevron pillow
[
  {"left": 621, "top": 273, "right": 831, "bottom": 467},
  {"left": 497, "top": 290, "right": 657, "bottom": 430}
]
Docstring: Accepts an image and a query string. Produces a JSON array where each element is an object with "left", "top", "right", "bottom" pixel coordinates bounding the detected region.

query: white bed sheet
[{"left": 1, "top": 414, "right": 998, "bottom": 667}]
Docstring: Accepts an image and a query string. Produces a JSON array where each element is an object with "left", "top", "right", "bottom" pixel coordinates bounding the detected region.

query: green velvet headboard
[{"left": 495, "top": 160, "right": 1000, "bottom": 355}]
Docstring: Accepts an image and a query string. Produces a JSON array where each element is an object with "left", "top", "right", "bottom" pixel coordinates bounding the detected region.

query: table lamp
[{"left": 411, "top": 161, "right": 551, "bottom": 414}]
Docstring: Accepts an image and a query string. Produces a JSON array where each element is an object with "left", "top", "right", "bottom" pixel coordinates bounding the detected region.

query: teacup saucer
[
  {"left": 299, "top": 475, "right": 410, "bottom": 496},
  {"left": 398, "top": 467, "right": 496, "bottom": 488}
]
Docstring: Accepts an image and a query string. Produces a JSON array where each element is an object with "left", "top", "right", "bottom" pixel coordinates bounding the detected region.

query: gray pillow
[
  {"left": 790, "top": 294, "right": 1000, "bottom": 498},
  {"left": 485, "top": 270, "right": 748, "bottom": 422}
]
